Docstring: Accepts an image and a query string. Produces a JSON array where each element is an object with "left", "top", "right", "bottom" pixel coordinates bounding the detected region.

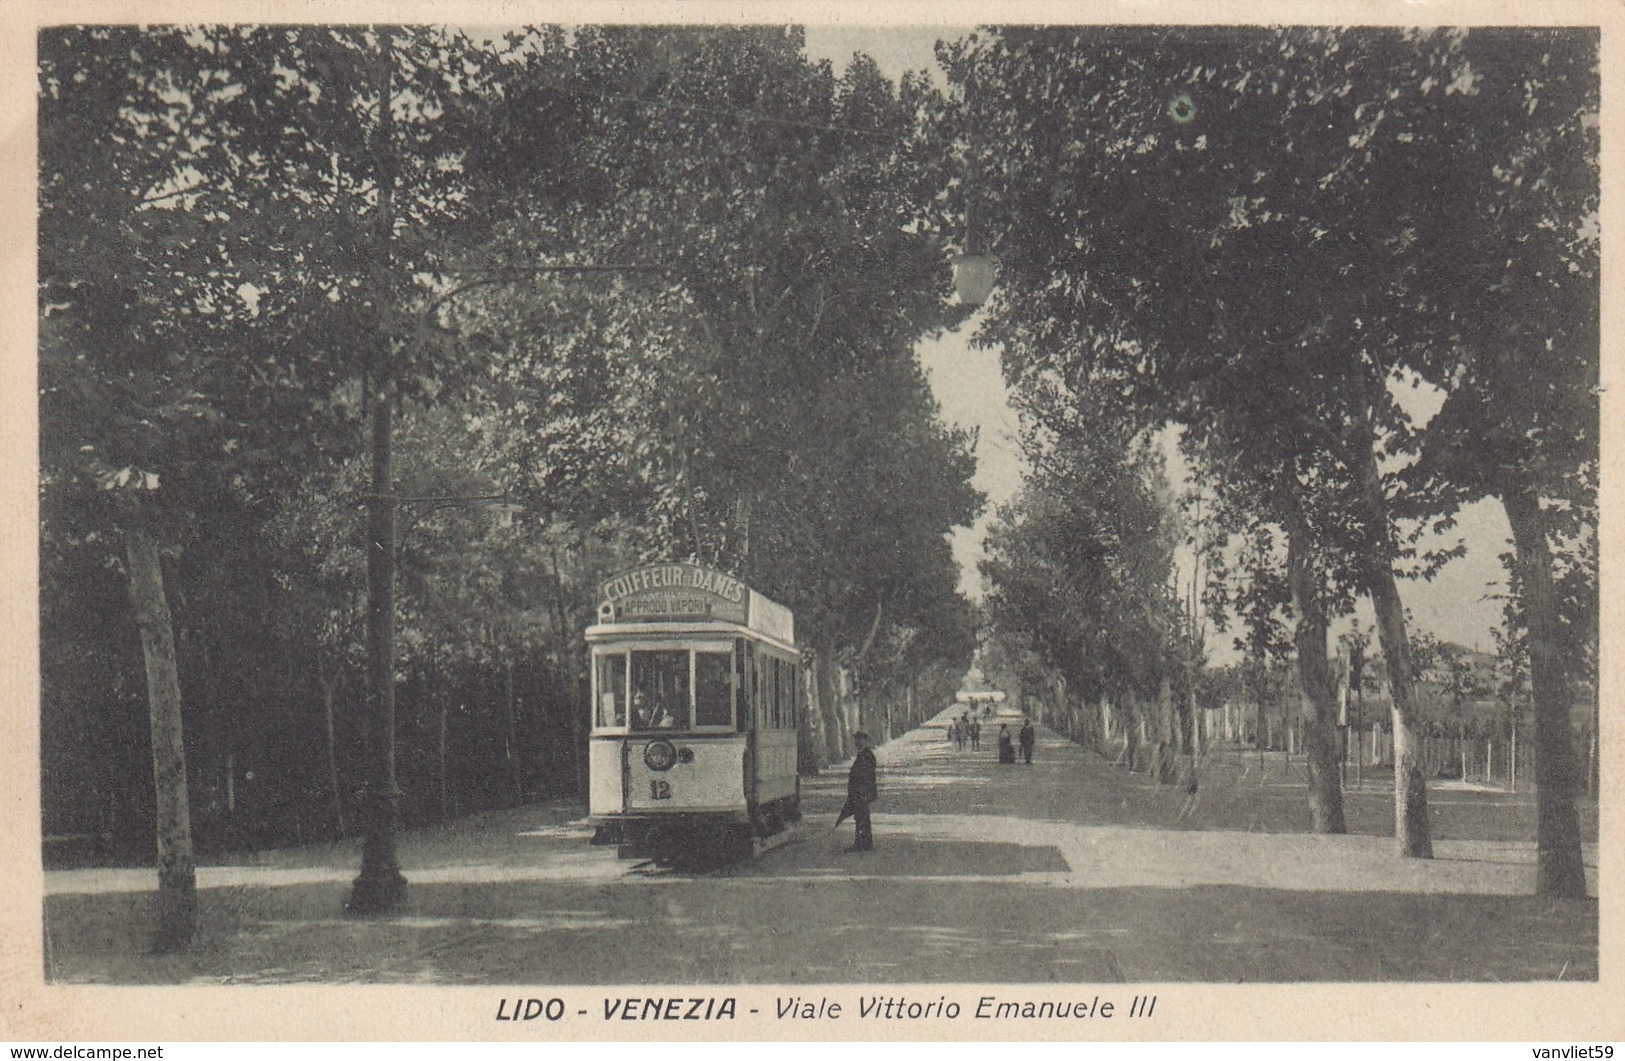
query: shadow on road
[{"left": 40, "top": 715, "right": 1599, "bottom": 985}]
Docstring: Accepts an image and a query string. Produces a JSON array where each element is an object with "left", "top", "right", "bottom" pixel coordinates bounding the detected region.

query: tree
[
  {"left": 40, "top": 26, "right": 262, "bottom": 949},
  {"left": 38, "top": 25, "right": 985, "bottom": 917},
  {"left": 41, "top": 24, "right": 523, "bottom": 917},
  {"left": 981, "top": 385, "right": 1178, "bottom": 771},
  {"left": 468, "top": 27, "right": 982, "bottom": 766},
  {"left": 1397, "top": 30, "right": 1598, "bottom": 897},
  {"left": 937, "top": 26, "right": 1595, "bottom": 857}
]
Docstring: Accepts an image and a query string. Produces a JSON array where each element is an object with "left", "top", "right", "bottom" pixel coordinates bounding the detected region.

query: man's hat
[{"left": 853, "top": 730, "right": 870, "bottom": 741}]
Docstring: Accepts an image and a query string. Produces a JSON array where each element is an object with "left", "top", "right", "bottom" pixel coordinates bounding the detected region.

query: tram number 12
[{"left": 649, "top": 779, "right": 673, "bottom": 800}]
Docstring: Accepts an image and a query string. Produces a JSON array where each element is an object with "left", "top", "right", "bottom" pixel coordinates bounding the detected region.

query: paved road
[{"left": 43, "top": 713, "right": 1597, "bottom": 984}]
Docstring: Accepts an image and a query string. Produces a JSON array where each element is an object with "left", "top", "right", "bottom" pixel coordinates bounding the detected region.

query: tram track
[{"left": 330, "top": 921, "right": 507, "bottom": 984}]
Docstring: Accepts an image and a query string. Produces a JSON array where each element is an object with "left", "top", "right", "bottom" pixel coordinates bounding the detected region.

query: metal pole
[
  {"left": 347, "top": 382, "right": 407, "bottom": 914},
  {"left": 347, "top": 31, "right": 407, "bottom": 915}
]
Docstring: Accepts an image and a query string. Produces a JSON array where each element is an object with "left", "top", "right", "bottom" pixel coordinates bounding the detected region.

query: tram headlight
[{"left": 643, "top": 740, "right": 678, "bottom": 772}]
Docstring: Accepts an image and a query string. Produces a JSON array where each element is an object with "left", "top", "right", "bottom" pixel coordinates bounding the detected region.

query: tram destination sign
[{"left": 600, "top": 563, "right": 749, "bottom": 624}]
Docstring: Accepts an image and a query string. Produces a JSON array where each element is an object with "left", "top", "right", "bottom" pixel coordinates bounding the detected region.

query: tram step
[{"left": 751, "top": 827, "right": 795, "bottom": 858}]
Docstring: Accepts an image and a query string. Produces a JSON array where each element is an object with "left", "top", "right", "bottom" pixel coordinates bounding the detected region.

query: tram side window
[
  {"left": 769, "top": 656, "right": 783, "bottom": 728},
  {"left": 780, "top": 656, "right": 793, "bottom": 724},
  {"left": 735, "top": 642, "right": 749, "bottom": 733},
  {"left": 762, "top": 657, "right": 775, "bottom": 728},
  {"left": 773, "top": 653, "right": 786, "bottom": 727},
  {"left": 596, "top": 653, "right": 626, "bottom": 728},
  {"left": 754, "top": 656, "right": 767, "bottom": 728},
  {"left": 695, "top": 651, "right": 733, "bottom": 728},
  {"left": 763, "top": 656, "right": 776, "bottom": 729},
  {"left": 794, "top": 661, "right": 803, "bottom": 726},
  {"left": 778, "top": 656, "right": 794, "bottom": 728},
  {"left": 780, "top": 656, "right": 795, "bottom": 728},
  {"left": 630, "top": 650, "right": 689, "bottom": 730}
]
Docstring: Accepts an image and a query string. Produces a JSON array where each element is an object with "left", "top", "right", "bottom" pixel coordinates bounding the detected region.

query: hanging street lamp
[
  {"left": 953, "top": 248, "right": 999, "bottom": 307},
  {"left": 952, "top": 50, "right": 999, "bottom": 308}
]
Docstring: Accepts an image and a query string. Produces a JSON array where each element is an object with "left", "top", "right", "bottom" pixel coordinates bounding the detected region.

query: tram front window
[
  {"left": 595, "top": 652, "right": 626, "bottom": 728},
  {"left": 695, "top": 651, "right": 733, "bottom": 727},
  {"left": 630, "top": 650, "right": 689, "bottom": 730}
]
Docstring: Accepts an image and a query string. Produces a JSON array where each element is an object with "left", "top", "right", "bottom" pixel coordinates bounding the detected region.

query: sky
[
  {"left": 914, "top": 319, "right": 1025, "bottom": 596},
  {"left": 801, "top": 25, "right": 1516, "bottom": 657},
  {"left": 802, "top": 25, "right": 965, "bottom": 88}
]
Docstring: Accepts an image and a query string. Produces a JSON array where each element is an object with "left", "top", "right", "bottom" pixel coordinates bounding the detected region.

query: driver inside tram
[{"left": 633, "top": 691, "right": 677, "bottom": 729}]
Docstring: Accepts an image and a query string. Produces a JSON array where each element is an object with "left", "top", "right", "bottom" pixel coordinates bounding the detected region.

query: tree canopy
[{"left": 38, "top": 25, "right": 982, "bottom": 881}]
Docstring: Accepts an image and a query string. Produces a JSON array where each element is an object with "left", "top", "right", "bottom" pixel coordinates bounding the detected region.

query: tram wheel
[{"left": 734, "top": 824, "right": 757, "bottom": 861}]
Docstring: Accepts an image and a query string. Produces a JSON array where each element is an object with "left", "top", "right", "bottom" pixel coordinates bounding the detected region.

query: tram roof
[
  {"left": 584, "top": 620, "right": 799, "bottom": 656},
  {"left": 594, "top": 562, "right": 795, "bottom": 645}
]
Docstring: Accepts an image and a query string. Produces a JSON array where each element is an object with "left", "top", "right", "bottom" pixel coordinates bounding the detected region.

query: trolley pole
[
  {"left": 348, "top": 382, "right": 408, "bottom": 914},
  {"left": 340, "top": 258, "right": 674, "bottom": 915},
  {"left": 347, "top": 33, "right": 407, "bottom": 916}
]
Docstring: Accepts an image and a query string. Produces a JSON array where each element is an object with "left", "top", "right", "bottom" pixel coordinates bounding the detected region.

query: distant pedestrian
[
  {"left": 1019, "top": 719, "right": 1035, "bottom": 764},
  {"left": 836, "top": 731, "right": 878, "bottom": 851},
  {"left": 969, "top": 719, "right": 981, "bottom": 751},
  {"left": 998, "top": 724, "right": 1016, "bottom": 764},
  {"left": 954, "top": 717, "right": 966, "bottom": 751}
]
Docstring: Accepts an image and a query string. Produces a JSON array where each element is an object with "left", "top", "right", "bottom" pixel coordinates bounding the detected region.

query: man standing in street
[
  {"left": 836, "top": 731, "right": 878, "bottom": 851},
  {"left": 1019, "top": 718, "right": 1036, "bottom": 765}
]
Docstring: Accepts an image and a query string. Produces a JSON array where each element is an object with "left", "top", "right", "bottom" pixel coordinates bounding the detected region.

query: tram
[{"left": 585, "top": 562, "right": 803, "bottom": 863}]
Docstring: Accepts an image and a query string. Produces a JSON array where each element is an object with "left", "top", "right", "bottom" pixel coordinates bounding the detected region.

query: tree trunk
[
  {"left": 818, "top": 641, "right": 845, "bottom": 762},
  {"left": 1286, "top": 523, "right": 1347, "bottom": 834},
  {"left": 1186, "top": 662, "right": 1201, "bottom": 765},
  {"left": 798, "top": 657, "right": 822, "bottom": 776},
  {"left": 316, "top": 659, "right": 347, "bottom": 837},
  {"left": 547, "top": 546, "right": 587, "bottom": 802},
  {"left": 125, "top": 507, "right": 197, "bottom": 951},
  {"left": 1182, "top": 675, "right": 1198, "bottom": 764},
  {"left": 1588, "top": 700, "right": 1598, "bottom": 798},
  {"left": 503, "top": 656, "right": 521, "bottom": 807},
  {"left": 1501, "top": 478, "right": 1588, "bottom": 898},
  {"left": 1155, "top": 678, "right": 1179, "bottom": 783},
  {"left": 437, "top": 693, "right": 450, "bottom": 823},
  {"left": 1122, "top": 695, "right": 1141, "bottom": 771},
  {"left": 1356, "top": 437, "right": 1433, "bottom": 858}
]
